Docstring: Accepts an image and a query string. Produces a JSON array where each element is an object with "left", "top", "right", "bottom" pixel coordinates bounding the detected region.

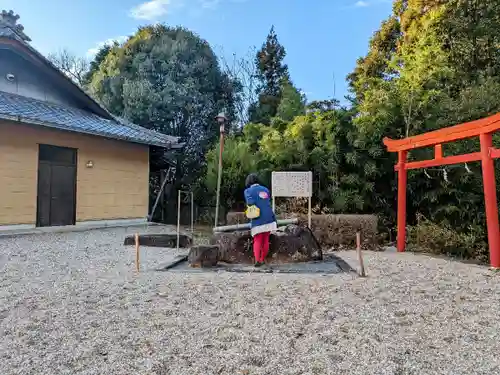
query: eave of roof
[{"left": 0, "top": 91, "right": 184, "bottom": 149}]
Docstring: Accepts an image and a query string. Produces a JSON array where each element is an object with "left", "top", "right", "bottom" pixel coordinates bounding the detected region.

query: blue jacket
[{"left": 244, "top": 184, "right": 276, "bottom": 228}]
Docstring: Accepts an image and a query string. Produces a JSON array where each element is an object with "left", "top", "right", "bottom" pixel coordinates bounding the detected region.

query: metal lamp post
[{"left": 214, "top": 112, "right": 227, "bottom": 226}]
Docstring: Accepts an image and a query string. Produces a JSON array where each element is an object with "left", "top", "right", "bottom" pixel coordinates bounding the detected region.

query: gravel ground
[{"left": 1, "top": 227, "right": 500, "bottom": 375}]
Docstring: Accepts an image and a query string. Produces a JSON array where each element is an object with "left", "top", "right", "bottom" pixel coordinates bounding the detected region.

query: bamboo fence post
[{"left": 356, "top": 231, "right": 366, "bottom": 277}]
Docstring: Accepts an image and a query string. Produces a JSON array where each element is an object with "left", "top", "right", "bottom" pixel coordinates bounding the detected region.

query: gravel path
[{"left": 1, "top": 227, "right": 500, "bottom": 375}]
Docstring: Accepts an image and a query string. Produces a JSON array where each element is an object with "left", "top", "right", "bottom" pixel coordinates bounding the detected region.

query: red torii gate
[{"left": 383, "top": 113, "right": 500, "bottom": 268}]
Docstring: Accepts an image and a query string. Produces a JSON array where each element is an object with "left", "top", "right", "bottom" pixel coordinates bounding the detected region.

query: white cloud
[
  {"left": 354, "top": 1, "right": 370, "bottom": 7},
  {"left": 129, "top": 0, "right": 175, "bottom": 21},
  {"left": 129, "top": 0, "right": 246, "bottom": 20},
  {"left": 87, "top": 36, "right": 128, "bottom": 57},
  {"left": 200, "top": 0, "right": 221, "bottom": 9}
]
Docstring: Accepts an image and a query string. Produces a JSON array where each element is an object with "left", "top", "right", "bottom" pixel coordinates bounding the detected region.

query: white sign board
[{"left": 271, "top": 171, "right": 313, "bottom": 198}]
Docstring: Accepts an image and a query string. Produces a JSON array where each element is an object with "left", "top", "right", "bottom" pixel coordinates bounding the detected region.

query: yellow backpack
[{"left": 245, "top": 205, "right": 260, "bottom": 219}]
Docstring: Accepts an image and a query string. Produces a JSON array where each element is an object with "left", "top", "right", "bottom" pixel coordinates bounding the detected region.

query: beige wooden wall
[{"left": 0, "top": 120, "right": 150, "bottom": 226}]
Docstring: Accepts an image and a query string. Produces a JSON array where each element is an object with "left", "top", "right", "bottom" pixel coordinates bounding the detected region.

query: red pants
[{"left": 253, "top": 232, "right": 270, "bottom": 263}]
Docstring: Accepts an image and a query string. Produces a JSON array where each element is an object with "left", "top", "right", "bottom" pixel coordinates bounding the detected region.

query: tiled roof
[
  {"left": 1, "top": 12, "right": 182, "bottom": 149},
  {"left": 0, "top": 91, "right": 182, "bottom": 148},
  {"left": 0, "top": 27, "right": 21, "bottom": 40}
]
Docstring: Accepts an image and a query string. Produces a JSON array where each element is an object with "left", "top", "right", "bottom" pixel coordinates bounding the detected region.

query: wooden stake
[
  {"left": 177, "top": 190, "right": 181, "bottom": 250},
  {"left": 356, "top": 232, "right": 366, "bottom": 277},
  {"left": 307, "top": 196, "right": 312, "bottom": 229},
  {"left": 135, "top": 233, "right": 140, "bottom": 272},
  {"left": 190, "top": 192, "right": 194, "bottom": 237}
]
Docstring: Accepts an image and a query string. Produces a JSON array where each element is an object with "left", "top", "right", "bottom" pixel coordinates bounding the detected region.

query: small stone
[{"left": 188, "top": 245, "right": 219, "bottom": 268}]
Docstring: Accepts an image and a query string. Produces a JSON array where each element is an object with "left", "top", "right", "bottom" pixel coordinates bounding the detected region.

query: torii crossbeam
[{"left": 383, "top": 113, "right": 500, "bottom": 268}]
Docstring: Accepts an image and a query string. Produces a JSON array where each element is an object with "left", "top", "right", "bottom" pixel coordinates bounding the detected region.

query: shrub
[{"left": 407, "top": 216, "right": 488, "bottom": 263}]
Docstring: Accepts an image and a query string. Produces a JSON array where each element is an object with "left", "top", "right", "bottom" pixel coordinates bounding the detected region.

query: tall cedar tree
[{"left": 249, "top": 26, "right": 289, "bottom": 124}]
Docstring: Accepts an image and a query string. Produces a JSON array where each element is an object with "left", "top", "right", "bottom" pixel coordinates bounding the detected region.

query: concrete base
[
  {"left": 0, "top": 224, "right": 35, "bottom": 232},
  {"left": 76, "top": 218, "right": 147, "bottom": 228},
  {"left": 0, "top": 218, "right": 153, "bottom": 238}
]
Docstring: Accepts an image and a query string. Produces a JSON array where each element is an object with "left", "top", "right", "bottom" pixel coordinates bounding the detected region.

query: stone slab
[
  {"left": 156, "top": 254, "right": 189, "bottom": 271},
  {"left": 124, "top": 233, "right": 192, "bottom": 248}
]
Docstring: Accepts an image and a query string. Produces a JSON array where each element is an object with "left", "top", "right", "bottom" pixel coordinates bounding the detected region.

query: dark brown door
[{"left": 36, "top": 145, "right": 77, "bottom": 227}]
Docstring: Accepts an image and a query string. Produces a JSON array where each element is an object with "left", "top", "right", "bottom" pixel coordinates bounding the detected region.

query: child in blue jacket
[{"left": 244, "top": 173, "right": 277, "bottom": 267}]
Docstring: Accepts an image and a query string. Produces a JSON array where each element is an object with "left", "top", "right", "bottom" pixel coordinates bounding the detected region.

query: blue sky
[{"left": 1, "top": 0, "right": 392, "bottom": 101}]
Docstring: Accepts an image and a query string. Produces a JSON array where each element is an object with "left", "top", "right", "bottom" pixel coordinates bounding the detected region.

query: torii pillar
[{"left": 384, "top": 113, "right": 500, "bottom": 268}]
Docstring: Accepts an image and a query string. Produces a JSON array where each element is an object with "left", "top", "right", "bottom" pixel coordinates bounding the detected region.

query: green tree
[
  {"left": 276, "top": 77, "right": 306, "bottom": 122},
  {"left": 204, "top": 105, "right": 383, "bottom": 216},
  {"left": 249, "top": 26, "right": 289, "bottom": 124},
  {"left": 88, "top": 25, "right": 240, "bottom": 185},
  {"left": 205, "top": 134, "right": 268, "bottom": 211},
  {"left": 346, "top": 15, "right": 400, "bottom": 101},
  {"left": 307, "top": 99, "right": 339, "bottom": 113},
  {"left": 83, "top": 43, "right": 115, "bottom": 86}
]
